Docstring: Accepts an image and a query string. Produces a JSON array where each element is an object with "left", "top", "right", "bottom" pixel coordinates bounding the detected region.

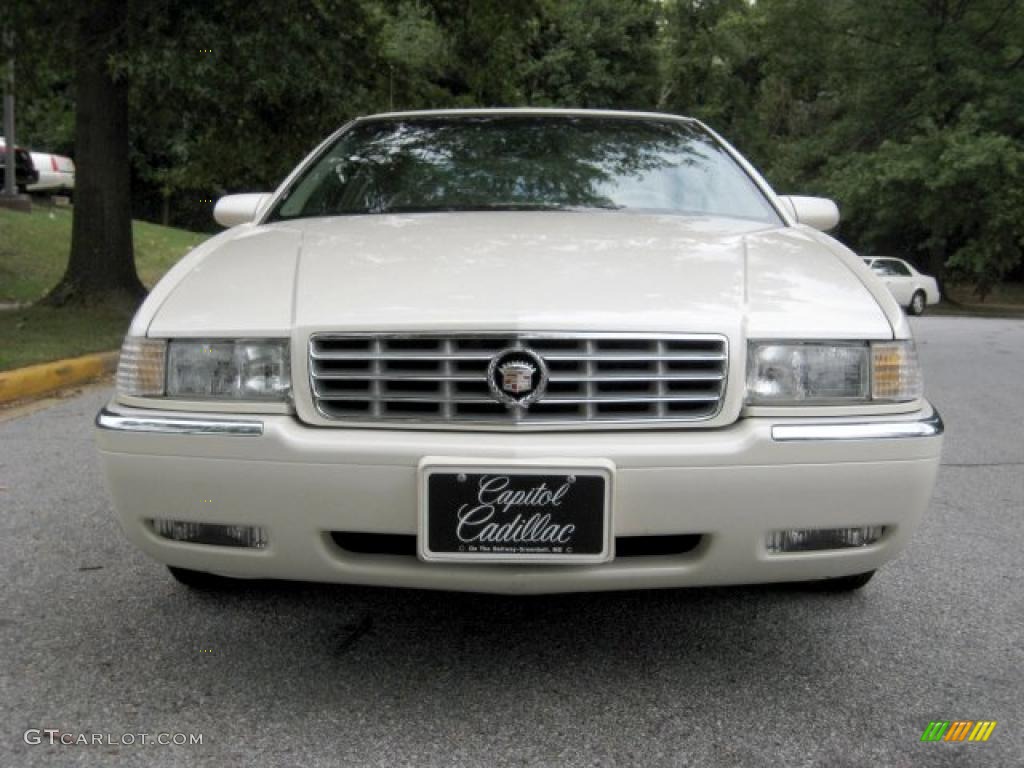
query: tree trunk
[
  {"left": 43, "top": 0, "right": 145, "bottom": 308},
  {"left": 925, "top": 241, "right": 948, "bottom": 301}
]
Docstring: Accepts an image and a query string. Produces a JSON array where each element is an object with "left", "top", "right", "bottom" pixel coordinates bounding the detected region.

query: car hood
[{"left": 148, "top": 212, "right": 893, "bottom": 339}]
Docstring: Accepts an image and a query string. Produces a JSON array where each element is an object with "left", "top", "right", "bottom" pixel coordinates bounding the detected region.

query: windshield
[{"left": 269, "top": 115, "right": 781, "bottom": 223}]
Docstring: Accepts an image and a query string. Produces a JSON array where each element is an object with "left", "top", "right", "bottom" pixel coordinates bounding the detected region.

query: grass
[
  {"left": 944, "top": 281, "right": 1024, "bottom": 308},
  {"left": 927, "top": 281, "right": 1024, "bottom": 318},
  {"left": 0, "top": 205, "right": 207, "bottom": 303},
  {"left": 0, "top": 304, "right": 136, "bottom": 371},
  {"left": 929, "top": 301, "right": 1024, "bottom": 318},
  {"left": 0, "top": 205, "right": 208, "bottom": 371}
]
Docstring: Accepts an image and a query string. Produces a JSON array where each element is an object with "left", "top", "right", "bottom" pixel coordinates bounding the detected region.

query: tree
[
  {"left": 43, "top": 0, "right": 144, "bottom": 307},
  {"left": 125, "top": 0, "right": 388, "bottom": 231},
  {"left": 10, "top": 0, "right": 1020, "bottom": 302},
  {"left": 661, "top": 0, "right": 1024, "bottom": 294},
  {"left": 377, "top": 0, "right": 452, "bottom": 110},
  {"left": 660, "top": 0, "right": 760, "bottom": 129},
  {"left": 813, "top": 0, "right": 1024, "bottom": 294},
  {"left": 520, "top": 0, "right": 662, "bottom": 109}
]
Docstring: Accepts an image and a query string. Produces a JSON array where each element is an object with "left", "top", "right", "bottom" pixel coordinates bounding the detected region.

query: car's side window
[
  {"left": 888, "top": 260, "right": 912, "bottom": 276},
  {"left": 872, "top": 261, "right": 897, "bottom": 276}
]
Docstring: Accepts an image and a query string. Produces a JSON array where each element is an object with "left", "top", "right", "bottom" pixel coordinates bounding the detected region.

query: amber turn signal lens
[{"left": 871, "top": 341, "right": 923, "bottom": 401}]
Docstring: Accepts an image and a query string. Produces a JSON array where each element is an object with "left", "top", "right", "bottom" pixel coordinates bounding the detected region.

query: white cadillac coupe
[{"left": 96, "top": 109, "right": 943, "bottom": 594}]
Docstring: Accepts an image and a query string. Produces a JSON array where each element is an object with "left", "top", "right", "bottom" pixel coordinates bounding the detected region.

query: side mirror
[
  {"left": 778, "top": 195, "right": 840, "bottom": 232},
  {"left": 213, "top": 193, "right": 272, "bottom": 228}
]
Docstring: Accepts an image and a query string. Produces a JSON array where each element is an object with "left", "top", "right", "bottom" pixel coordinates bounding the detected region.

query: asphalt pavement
[{"left": 1, "top": 315, "right": 1021, "bottom": 767}]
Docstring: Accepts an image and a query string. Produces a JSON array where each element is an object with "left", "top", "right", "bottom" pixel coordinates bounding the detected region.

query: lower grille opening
[
  {"left": 151, "top": 519, "right": 268, "bottom": 549},
  {"left": 330, "top": 532, "right": 703, "bottom": 558},
  {"left": 333, "top": 532, "right": 418, "bottom": 557},
  {"left": 614, "top": 534, "right": 703, "bottom": 557}
]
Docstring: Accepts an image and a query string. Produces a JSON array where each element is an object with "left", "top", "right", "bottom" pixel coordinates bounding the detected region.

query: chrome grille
[{"left": 308, "top": 333, "right": 728, "bottom": 427}]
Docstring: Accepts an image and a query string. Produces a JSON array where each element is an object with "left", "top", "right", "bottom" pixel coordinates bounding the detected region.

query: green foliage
[
  {"left": 0, "top": 203, "right": 207, "bottom": 370},
  {"left": 520, "top": 0, "right": 661, "bottom": 109},
  {"left": 378, "top": 1, "right": 451, "bottom": 107},
  {"left": 6, "top": 0, "right": 1023, "bottom": 292},
  {"left": 122, "top": 0, "right": 389, "bottom": 196},
  {"left": 827, "top": 114, "right": 1024, "bottom": 295},
  {"left": 660, "top": 0, "right": 1024, "bottom": 291},
  {"left": 0, "top": 303, "right": 133, "bottom": 371},
  {"left": 2, "top": 1, "right": 75, "bottom": 154},
  {"left": 660, "top": 0, "right": 760, "bottom": 128}
]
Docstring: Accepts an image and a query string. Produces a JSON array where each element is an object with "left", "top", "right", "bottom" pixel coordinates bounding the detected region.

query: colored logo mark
[{"left": 920, "top": 721, "right": 997, "bottom": 742}]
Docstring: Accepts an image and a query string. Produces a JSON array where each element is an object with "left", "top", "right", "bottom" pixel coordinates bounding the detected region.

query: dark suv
[{"left": 0, "top": 145, "right": 39, "bottom": 192}]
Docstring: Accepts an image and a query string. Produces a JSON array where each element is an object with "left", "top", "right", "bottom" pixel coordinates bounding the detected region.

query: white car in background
[
  {"left": 27, "top": 151, "right": 75, "bottom": 195},
  {"left": 863, "top": 257, "right": 940, "bottom": 315}
]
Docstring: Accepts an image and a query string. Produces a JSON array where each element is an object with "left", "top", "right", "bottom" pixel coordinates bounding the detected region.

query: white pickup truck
[{"left": 27, "top": 150, "right": 75, "bottom": 195}]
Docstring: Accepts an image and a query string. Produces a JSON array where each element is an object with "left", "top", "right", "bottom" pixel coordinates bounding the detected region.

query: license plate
[{"left": 418, "top": 463, "right": 613, "bottom": 563}]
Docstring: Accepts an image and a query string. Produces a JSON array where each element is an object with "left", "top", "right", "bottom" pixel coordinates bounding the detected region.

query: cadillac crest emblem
[
  {"left": 499, "top": 361, "right": 536, "bottom": 395},
  {"left": 487, "top": 348, "right": 548, "bottom": 408}
]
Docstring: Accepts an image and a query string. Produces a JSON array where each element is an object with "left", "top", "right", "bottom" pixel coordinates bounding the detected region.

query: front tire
[
  {"left": 167, "top": 566, "right": 239, "bottom": 590},
  {"left": 804, "top": 570, "right": 876, "bottom": 592},
  {"left": 908, "top": 290, "right": 926, "bottom": 316}
]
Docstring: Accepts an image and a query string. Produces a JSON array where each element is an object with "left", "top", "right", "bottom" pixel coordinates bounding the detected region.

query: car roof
[{"left": 355, "top": 107, "right": 697, "bottom": 124}]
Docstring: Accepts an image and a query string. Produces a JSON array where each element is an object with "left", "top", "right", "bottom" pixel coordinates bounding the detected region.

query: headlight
[
  {"left": 167, "top": 339, "right": 290, "bottom": 399},
  {"left": 116, "top": 337, "right": 290, "bottom": 400},
  {"left": 746, "top": 341, "right": 922, "bottom": 405}
]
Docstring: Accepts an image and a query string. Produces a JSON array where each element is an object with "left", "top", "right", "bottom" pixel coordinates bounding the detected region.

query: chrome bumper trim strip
[
  {"left": 771, "top": 411, "right": 943, "bottom": 442},
  {"left": 96, "top": 407, "right": 264, "bottom": 436}
]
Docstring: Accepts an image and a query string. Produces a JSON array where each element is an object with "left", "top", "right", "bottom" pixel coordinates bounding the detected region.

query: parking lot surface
[{"left": 1, "top": 316, "right": 1021, "bottom": 766}]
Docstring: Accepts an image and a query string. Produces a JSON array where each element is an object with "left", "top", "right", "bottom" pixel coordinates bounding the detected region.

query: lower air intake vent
[{"left": 330, "top": 532, "right": 704, "bottom": 558}]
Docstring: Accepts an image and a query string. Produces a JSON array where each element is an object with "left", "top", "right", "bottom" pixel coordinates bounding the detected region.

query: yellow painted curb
[{"left": 0, "top": 350, "right": 119, "bottom": 404}]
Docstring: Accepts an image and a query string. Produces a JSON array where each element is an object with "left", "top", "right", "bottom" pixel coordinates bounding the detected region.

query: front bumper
[{"left": 96, "top": 403, "right": 943, "bottom": 594}]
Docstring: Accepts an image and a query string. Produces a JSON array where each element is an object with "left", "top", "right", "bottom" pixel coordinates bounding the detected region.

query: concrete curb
[{"left": 0, "top": 351, "right": 119, "bottom": 405}]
